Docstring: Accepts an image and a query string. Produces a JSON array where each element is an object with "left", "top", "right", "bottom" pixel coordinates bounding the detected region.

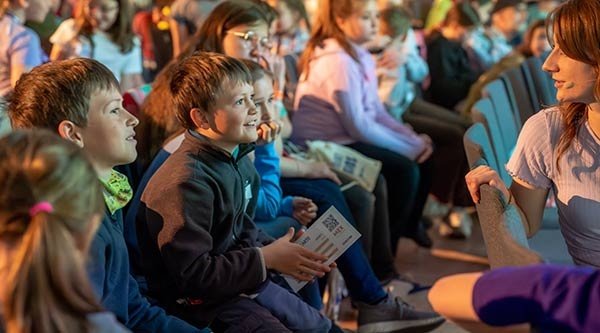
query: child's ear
[
  {"left": 190, "top": 108, "right": 210, "bottom": 130},
  {"left": 57, "top": 120, "right": 85, "bottom": 148}
]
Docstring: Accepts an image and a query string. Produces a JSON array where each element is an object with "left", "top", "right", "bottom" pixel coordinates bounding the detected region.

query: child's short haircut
[
  {"left": 239, "top": 59, "right": 274, "bottom": 84},
  {"left": 8, "top": 58, "right": 120, "bottom": 131},
  {"left": 170, "top": 51, "right": 253, "bottom": 130},
  {"left": 380, "top": 6, "right": 412, "bottom": 39}
]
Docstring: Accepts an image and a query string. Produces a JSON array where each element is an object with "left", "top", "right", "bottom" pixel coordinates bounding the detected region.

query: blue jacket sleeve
[
  {"left": 253, "top": 142, "right": 283, "bottom": 221},
  {"left": 473, "top": 265, "right": 600, "bottom": 332},
  {"left": 88, "top": 215, "right": 205, "bottom": 333},
  {"left": 279, "top": 196, "right": 294, "bottom": 217},
  {"left": 403, "top": 29, "right": 429, "bottom": 84}
]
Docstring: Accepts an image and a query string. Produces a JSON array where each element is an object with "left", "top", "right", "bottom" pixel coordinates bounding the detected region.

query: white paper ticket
[{"left": 284, "top": 206, "right": 361, "bottom": 292}]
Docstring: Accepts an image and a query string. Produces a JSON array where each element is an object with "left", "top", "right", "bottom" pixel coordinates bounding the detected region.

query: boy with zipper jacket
[{"left": 139, "top": 52, "right": 333, "bottom": 332}]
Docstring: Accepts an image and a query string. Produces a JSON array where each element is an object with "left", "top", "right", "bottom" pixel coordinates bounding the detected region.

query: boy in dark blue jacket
[
  {"left": 139, "top": 52, "right": 334, "bottom": 332},
  {"left": 8, "top": 58, "right": 206, "bottom": 333}
]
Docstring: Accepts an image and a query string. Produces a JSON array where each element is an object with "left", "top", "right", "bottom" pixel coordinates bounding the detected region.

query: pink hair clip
[{"left": 29, "top": 201, "right": 54, "bottom": 217}]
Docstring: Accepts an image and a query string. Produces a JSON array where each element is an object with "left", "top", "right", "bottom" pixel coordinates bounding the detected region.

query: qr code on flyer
[{"left": 322, "top": 214, "right": 340, "bottom": 232}]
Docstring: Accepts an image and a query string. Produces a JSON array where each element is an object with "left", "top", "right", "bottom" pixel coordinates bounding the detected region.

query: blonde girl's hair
[
  {"left": 0, "top": 130, "right": 104, "bottom": 333},
  {"left": 75, "top": 0, "right": 135, "bottom": 53},
  {"left": 299, "top": 0, "right": 369, "bottom": 79},
  {"left": 546, "top": 0, "right": 600, "bottom": 171}
]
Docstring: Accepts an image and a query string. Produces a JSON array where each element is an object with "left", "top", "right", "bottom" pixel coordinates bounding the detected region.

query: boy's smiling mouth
[{"left": 244, "top": 119, "right": 258, "bottom": 127}]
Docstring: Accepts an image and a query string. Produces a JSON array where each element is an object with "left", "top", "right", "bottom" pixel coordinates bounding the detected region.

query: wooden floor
[{"left": 338, "top": 218, "right": 489, "bottom": 332}]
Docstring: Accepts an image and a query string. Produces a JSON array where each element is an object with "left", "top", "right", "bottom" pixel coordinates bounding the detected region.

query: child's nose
[
  {"left": 126, "top": 111, "right": 139, "bottom": 127},
  {"left": 247, "top": 99, "right": 257, "bottom": 114}
]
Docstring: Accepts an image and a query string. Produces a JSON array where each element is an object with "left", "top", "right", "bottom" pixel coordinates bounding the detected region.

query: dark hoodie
[{"left": 138, "top": 130, "right": 273, "bottom": 323}]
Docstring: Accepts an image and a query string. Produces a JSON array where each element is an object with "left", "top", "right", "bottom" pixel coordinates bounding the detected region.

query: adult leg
[
  {"left": 405, "top": 101, "right": 474, "bottom": 237},
  {"left": 369, "top": 175, "right": 397, "bottom": 280},
  {"left": 409, "top": 97, "right": 471, "bottom": 130},
  {"left": 405, "top": 98, "right": 472, "bottom": 206},
  {"left": 346, "top": 143, "right": 431, "bottom": 250},
  {"left": 342, "top": 184, "right": 375, "bottom": 260}
]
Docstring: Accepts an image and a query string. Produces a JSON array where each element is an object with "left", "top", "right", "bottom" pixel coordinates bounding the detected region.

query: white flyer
[{"left": 284, "top": 206, "right": 361, "bottom": 292}]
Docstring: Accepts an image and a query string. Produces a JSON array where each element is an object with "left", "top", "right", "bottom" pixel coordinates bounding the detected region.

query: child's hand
[
  {"left": 377, "top": 48, "right": 407, "bottom": 70},
  {"left": 292, "top": 197, "right": 317, "bottom": 226},
  {"left": 256, "top": 121, "right": 281, "bottom": 145},
  {"left": 262, "top": 228, "right": 331, "bottom": 281}
]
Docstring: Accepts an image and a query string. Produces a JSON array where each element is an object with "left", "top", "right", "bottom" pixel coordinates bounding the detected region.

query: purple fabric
[{"left": 473, "top": 265, "right": 600, "bottom": 332}]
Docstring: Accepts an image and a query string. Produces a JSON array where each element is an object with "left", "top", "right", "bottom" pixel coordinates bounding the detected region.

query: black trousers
[
  {"left": 347, "top": 142, "right": 433, "bottom": 250},
  {"left": 403, "top": 98, "right": 473, "bottom": 207}
]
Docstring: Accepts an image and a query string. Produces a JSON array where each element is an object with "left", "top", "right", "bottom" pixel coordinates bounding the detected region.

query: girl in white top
[
  {"left": 50, "top": 0, "right": 143, "bottom": 92},
  {"left": 466, "top": 0, "right": 600, "bottom": 267}
]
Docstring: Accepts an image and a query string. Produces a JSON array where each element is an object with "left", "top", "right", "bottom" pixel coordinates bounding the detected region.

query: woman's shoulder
[{"left": 522, "top": 107, "right": 564, "bottom": 136}]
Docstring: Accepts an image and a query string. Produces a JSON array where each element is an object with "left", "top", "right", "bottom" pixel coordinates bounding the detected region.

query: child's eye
[
  {"left": 235, "top": 98, "right": 244, "bottom": 105},
  {"left": 110, "top": 108, "right": 120, "bottom": 114},
  {"left": 268, "top": 97, "right": 274, "bottom": 104}
]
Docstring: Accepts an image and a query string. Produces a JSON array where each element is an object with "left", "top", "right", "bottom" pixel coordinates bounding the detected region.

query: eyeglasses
[{"left": 226, "top": 30, "right": 272, "bottom": 49}]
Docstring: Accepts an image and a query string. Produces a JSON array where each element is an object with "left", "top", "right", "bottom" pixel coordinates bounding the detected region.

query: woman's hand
[{"left": 465, "top": 165, "right": 510, "bottom": 204}]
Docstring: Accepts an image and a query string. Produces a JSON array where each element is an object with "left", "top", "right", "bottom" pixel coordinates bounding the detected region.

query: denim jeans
[{"left": 281, "top": 178, "right": 387, "bottom": 304}]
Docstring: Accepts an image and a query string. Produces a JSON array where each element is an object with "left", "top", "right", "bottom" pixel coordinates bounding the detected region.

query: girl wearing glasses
[{"left": 49, "top": 0, "right": 143, "bottom": 92}]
